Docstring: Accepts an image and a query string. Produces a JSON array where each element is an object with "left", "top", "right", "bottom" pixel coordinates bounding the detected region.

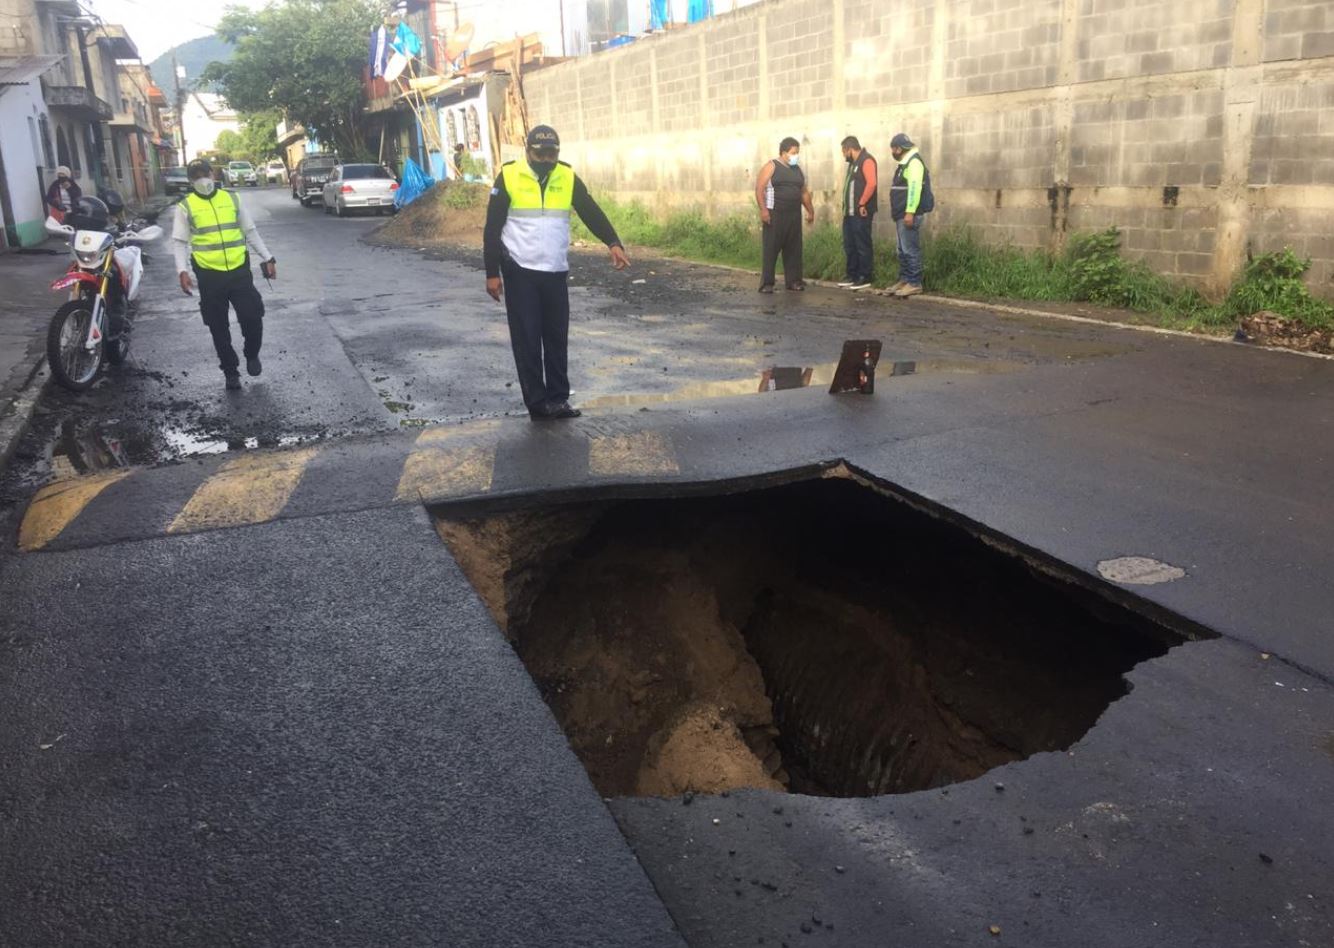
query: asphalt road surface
[
  {"left": 0, "top": 186, "right": 1146, "bottom": 505},
  {"left": 1, "top": 187, "right": 1331, "bottom": 947}
]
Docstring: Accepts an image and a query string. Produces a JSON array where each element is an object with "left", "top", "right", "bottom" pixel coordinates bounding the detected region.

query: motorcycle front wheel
[{"left": 47, "top": 299, "right": 104, "bottom": 391}]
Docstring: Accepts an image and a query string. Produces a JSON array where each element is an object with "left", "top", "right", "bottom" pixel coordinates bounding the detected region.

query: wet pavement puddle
[{"left": 581, "top": 357, "right": 1025, "bottom": 408}]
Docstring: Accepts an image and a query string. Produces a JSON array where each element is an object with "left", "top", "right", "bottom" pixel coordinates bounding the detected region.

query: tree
[
  {"left": 240, "top": 110, "right": 282, "bottom": 163},
  {"left": 203, "top": 0, "right": 379, "bottom": 159},
  {"left": 213, "top": 130, "right": 243, "bottom": 163}
]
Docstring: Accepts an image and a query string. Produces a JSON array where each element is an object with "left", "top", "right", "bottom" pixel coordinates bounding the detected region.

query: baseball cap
[
  {"left": 187, "top": 158, "right": 213, "bottom": 179},
  {"left": 890, "top": 133, "right": 914, "bottom": 149},
  {"left": 527, "top": 125, "right": 560, "bottom": 149}
]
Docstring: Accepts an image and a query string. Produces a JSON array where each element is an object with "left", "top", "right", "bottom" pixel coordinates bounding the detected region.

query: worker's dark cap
[
  {"left": 186, "top": 158, "right": 213, "bottom": 178},
  {"left": 890, "top": 133, "right": 914, "bottom": 149},
  {"left": 527, "top": 125, "right": 560, "bottom": 148}
]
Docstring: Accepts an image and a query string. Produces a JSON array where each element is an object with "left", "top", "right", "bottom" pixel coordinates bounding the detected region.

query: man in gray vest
[
  {"left": 888, "top": 132, "right": 935, "bottom": 298},
  {"left": 838, "top": 136, "right": 878, "bottom": 290}
]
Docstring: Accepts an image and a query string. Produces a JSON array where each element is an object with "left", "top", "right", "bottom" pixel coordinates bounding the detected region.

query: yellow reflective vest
[
  {"left": 184, "top": 189, "right": 246, "bottom": 271},
  {"left": 500, "top": 161, "right": 575, "bottom": 273}
]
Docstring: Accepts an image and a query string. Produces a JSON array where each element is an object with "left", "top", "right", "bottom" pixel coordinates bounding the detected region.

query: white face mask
[
  {"left": 787, "top": 154, "right": 800, "bottom": 167},
  {"left": 192, "top": 177, "right": 215, "bottom": 196}
]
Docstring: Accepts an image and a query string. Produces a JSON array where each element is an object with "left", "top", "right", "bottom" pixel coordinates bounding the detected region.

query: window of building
[
  {"left": 56, "top": 126, "right": 70, "bottom": 169},
  {"left": 28, "top": 117, "right": 41, "bottom": 166},
  {"left": 38, "top": 114, "right": 54, "bottom": 167}
]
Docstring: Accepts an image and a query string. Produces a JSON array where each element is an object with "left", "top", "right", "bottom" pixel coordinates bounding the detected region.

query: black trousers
[
  {"left": 501, "top": 258, "right": 570, "bottom": 411},
  {"left": 195, "top": 262, "right": 264, "bottom": 374},
  {"left": 761, "top": 207, "right": 804, "bottom": 288},
  {"left": 842, "top": 214, "right": 874, "bottom": 283}
]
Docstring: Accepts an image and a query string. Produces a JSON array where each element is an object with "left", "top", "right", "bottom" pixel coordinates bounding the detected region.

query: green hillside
[{"left": 147, "top": 35, "right": 233, "bottom": 91}]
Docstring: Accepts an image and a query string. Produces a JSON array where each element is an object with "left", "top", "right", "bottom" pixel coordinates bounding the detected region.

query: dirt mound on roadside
[
  {"left": 368, "top": 181, "right": 489, "bottom": 249},
  {"left": 1236, "top": 310, "right": 1334, "bottom": 354}
]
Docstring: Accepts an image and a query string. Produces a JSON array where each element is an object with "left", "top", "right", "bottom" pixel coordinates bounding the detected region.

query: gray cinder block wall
[{"left": 526, "top": 0, "right": 1334, "bottom": 297}]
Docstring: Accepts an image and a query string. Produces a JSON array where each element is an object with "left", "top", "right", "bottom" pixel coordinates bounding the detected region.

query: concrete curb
[{"left": 0, "top": 356, "right": 48, "bottom": 474}]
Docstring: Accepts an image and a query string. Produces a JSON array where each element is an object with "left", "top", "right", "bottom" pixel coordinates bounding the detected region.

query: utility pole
[
  {"left": 70, "top": 19, "right": 106, "bottom": 188},
  {"left": 172, "top": 53, "right": 187, "bottom": 166},
  {"left": 559, "top": 0, "right": 566, "bottom": 56}
]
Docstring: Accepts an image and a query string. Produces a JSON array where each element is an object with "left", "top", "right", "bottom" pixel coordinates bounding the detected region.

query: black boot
[{"left": 225, "top": 372, "right": 242, "bottom": 391}]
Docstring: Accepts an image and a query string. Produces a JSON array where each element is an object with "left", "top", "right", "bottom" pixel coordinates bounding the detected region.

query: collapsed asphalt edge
[{"left": 0, "top": 357, "right": 48, "bottom": 475}]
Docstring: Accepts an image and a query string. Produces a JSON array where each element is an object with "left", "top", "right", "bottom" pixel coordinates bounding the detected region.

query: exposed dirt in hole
[{"left": 436, "top": 475, "right": 1198, "bottom": 798}]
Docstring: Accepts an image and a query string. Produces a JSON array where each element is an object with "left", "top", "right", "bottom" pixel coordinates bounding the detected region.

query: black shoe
[
  {"left": 224, "top": 373, "right": 242, "bottom": 391},
  {"left": 530, "top": 401, "right": 581, "bottom": 420},
  {"left": 246, "top": 355, "right": 262, "bottom": 377}
]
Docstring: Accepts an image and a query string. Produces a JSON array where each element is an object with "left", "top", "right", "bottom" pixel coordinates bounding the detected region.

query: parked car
[
  {"left": 224, "top": 161, "right": 258, "bottom": 187},
  {"left": 292, "top": 154, "right": 338, "bottom": 207},
  {"left": 163, "top": 166, "right": 190, "bottom": 195},
  {"left": 264, "top": 160, "right": 286, "bottom": 184},
  {"left": 321, "top": 163, "right": 399, "bottom": 217}
]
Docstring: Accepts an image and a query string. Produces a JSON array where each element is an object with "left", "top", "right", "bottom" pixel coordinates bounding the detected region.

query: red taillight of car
[
  {"left": 390, "top": 182, "right": 399, "bottom": 190},
  {"left": 340, "top": 184, "right": 355, "bottom": 193}
]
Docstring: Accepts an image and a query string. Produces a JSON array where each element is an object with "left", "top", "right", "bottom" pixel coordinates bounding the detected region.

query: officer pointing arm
[{"left": 480, "top": 126, "right": 629, "bottom": 420}]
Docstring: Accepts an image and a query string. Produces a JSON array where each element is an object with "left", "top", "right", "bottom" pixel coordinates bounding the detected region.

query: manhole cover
[{"left": 1097, "top": 556, "right": 1186, "bottom": 585}]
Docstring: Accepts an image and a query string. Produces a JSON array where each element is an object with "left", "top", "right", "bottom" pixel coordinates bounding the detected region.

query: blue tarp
[
  {"left": 394, "top": 157, "right": 434, "bottom": 209},
  {"left": 650, "top": 0, "right": 670, "bottom": 29},
  {"left": 687, "top": 0, "right": 713, "bottom": 23},
  {"left": 392, "top": 21, "right": 422, "bottom": 58}
]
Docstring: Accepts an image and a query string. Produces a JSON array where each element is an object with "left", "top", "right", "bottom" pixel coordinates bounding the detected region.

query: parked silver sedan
[{"left": 322, "top": 163, "right": 399, "bottom": 217}]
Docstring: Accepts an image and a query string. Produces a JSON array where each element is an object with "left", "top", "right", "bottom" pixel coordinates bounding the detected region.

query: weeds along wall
[{"left": 525, "top": 0, "right": 1334, "bottom": 297}]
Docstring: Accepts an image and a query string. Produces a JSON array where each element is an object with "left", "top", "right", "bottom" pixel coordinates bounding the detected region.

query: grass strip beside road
[{"left": 570, "top": 194, "right": 1334, "bottom": 336}]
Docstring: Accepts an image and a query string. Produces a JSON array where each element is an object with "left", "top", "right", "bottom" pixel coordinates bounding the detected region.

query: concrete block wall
[
  {"left": 527, "top": 0, "right": 1334, "bottom": 297},
  {"left": 945, "top": 0, "right": 1062, "bottom": 97},
  {"left": 1075, "top": 0, "right": 1233, "bottom": 82}
]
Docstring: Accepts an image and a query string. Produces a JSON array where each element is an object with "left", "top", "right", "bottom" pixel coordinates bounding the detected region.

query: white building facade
[{"left": 179, "top": 91, "right": 239, "bottom": 161}]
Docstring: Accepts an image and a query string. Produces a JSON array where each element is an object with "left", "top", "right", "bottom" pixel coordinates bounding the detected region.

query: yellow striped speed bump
[
  {"left": 18, "top": 471, "right": 133, "bottom": 552},
  {"left": 395, "top": 421, "right": 499, "bottom": 502},
  {"left": 588, "top": 430, "right": 680, "bottom": 478},
  {"left": 168, "top": 447, "right": 319, "bottom": 535}
]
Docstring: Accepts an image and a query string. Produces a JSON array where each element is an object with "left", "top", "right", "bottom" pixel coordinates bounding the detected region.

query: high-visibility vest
[
  {"left": 500, "top": 160, "right": 575, "bottom": 273},
  {"left": 184, "top": 189, "right": 246, "bottom": 271}
]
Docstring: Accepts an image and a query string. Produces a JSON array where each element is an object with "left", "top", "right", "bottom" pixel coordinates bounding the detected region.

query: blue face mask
[{"left": 787, "top": 154, "right": 800, "bottom": 167}]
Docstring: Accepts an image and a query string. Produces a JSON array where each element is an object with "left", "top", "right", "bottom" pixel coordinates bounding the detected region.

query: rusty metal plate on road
[{"left": 829, "top": 340, "right": 883, "bottom": 394}]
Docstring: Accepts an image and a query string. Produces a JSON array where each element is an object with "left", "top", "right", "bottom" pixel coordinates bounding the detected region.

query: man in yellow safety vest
[
  {"left": 482, "top": 125, "right": 629, "bottom": 420},
  {"left": 172, "top": 158, "right": 277, "bottom": 391}
]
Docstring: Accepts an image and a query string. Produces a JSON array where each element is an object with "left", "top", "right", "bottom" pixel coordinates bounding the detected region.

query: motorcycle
[{"left": 44, "top": 212, "right": 162, "bottom": 391}]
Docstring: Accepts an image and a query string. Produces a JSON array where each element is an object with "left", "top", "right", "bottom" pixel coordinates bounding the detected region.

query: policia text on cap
[
  {"left": 483, "top": 125, "right": 630, "bottom": 420},
  {"left": 172, "top": 159, "right": 277, "bottom": 391}
]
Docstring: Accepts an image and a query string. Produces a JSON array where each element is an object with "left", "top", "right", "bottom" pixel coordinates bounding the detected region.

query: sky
[{"left": 88, "top": 0, "right": 261, "bottom": 64}]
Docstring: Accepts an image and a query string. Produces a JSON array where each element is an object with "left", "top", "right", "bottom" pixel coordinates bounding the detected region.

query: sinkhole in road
[{"left": 434, "top": 466, "right": 1212, "bottom": 798}]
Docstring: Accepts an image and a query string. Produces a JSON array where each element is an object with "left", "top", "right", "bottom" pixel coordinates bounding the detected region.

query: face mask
[
  {"left": 529, "top": 159, "right": 556, "bottom": 177},
  {"left": 787, "top": 155, "right": 800, "bottom": 167},
  {"left": 192, "top": 177, "right": 215, "bottom": 196}
]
